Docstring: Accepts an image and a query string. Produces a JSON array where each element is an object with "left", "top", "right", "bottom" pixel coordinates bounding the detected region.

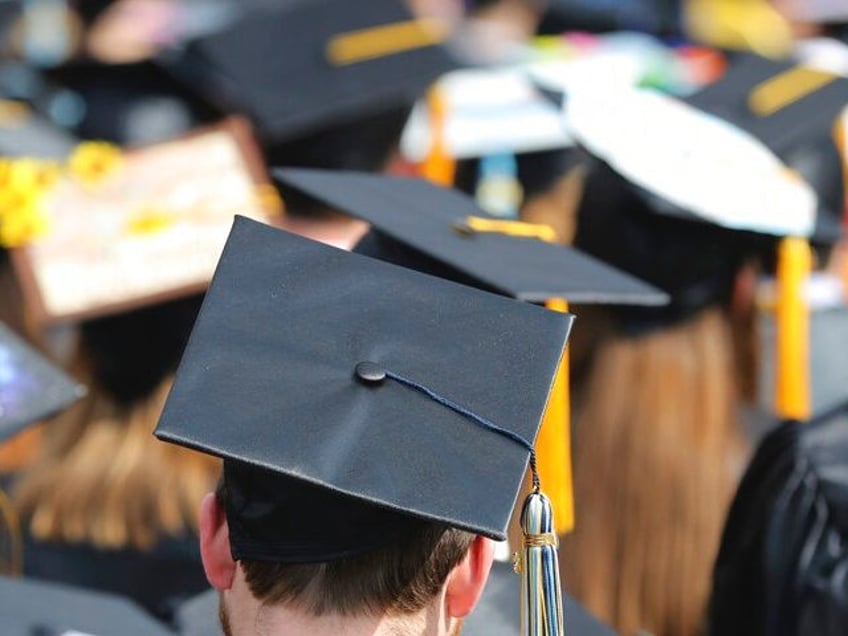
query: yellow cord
[
  {"left": 326, "top": 18, "right": 450, "bottom": 66},
  {"left": 749, "top": 66, "right": 838, "bottom": 117},
  {"left": 455, "top": 217, "right": 559, "bottom": 243}
]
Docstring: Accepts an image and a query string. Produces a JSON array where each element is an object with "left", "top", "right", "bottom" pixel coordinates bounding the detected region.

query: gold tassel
[
  {"left": 775, "top": 237, "right": 812, "bottom": 421},
  {"left": 326, "top": 18, "right": 450, "bottom": 67},
  {"left": 538, "top": 298, "right": 573, "bottom": 535}
]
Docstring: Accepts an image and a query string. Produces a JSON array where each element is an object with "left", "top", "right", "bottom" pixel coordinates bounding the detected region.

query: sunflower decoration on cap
[{"left": 0, "top": 141, "right": 123, "bottom": 248}]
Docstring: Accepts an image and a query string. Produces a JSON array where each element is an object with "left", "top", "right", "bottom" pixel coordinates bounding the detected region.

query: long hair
[
  {"left": 14, "top": 372, "right": 219, "bottom": 550},
  {"left": 562, "top": 306, "right": 750, "bottom": 636},
  {"left": 14, "top": 296, "right": 220, "bottom": 550}
]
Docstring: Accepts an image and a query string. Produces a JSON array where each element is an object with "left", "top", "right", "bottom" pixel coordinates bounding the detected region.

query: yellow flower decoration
[
  {"left": 126, "top": 206, "right": 175, "bottom": 236},
  {"left": 0, "top": 186, "right": 50, "bottom": 247},
  {"left": 68, "top": 141, "right": 123, "bottom": 187}
]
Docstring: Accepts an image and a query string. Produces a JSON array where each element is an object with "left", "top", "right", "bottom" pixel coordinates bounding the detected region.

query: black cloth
[
  {"left": 23, "top": 532, "right": 210, "bottom": 622},
  {"left": 709, "top": 405, "right": 848, "bottom": 636}
]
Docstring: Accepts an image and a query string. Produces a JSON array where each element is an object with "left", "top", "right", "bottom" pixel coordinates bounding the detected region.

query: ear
[
  {"left": 445, "top": 536, "right": 495, "bottom": 618},
  {"left": 199, "top": 492, "right": 237, "bottom": 591}
]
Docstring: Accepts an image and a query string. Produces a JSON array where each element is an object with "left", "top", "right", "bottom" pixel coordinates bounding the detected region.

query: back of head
[
  {"left": 218, "top": 469, "right": 475, "bottom": 619},
  {"left": 562, "top": 162, "right": 756, "bottom": 635},
  {"left": 14, "top": 294, "right": 220, "bottom": 551}
]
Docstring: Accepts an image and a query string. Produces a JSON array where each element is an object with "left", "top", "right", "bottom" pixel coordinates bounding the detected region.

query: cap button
[{"left": 355, "top": 361, "right": 386, "bottom": 385}]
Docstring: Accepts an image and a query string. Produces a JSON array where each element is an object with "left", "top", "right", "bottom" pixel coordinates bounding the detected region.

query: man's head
[
  {"left": 153, "top": 219, "right": 573, "bottom": 635},
  {"left": 198, "top": 469, "right": 494, "bottom": 636}
]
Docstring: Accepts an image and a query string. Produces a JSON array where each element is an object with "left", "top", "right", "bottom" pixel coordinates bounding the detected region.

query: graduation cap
[
  {"left": 0, "top": 575, "right": 173, "bottom": 636},
  {"left": 156, "top": 216, "right": 573, "bottom": 633},
  {"left": 273, "top": 167, "right": 667, "bottom": 569},
  {"left": 274, "top": 167, "right": 667, "bottom": 306},
  {"left": 7, "top": 118, "right": 278, "bottom": 324},
  {"left": 158, "top": 0, "right": 458, "bottom": 143},
  {"left": 0, "top": 322, "right": 85, "bottom": 442},
  {"left": 683, "top": 54, "right": 848, "bottom": 241}
]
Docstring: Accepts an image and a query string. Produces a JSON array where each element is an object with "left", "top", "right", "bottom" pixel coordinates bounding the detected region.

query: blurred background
[{"left": 0, "top": 1, "right": 847, "bottom": 635}]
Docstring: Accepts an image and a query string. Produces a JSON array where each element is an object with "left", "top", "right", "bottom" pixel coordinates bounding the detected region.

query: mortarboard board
[
  {"left": 0, "top": 575, "right": 173, "bottom": 636},
  {"left": 7, "top": 118, "right": 278, "bottom": 324},
  {"left": 158, "top": 0, "right": 459, "bottom": 144},
  {"left": 274, "top": 167, "right": 668, "bottom": 306},
  {"left": 156, "top": 215, "right": 573, "bottom": 543},
  {"left": 0, "top": 322, "right": 85, "bottom": 442},
  {"left": 683, "top": 54, "right": 848, "bottom": 241}
]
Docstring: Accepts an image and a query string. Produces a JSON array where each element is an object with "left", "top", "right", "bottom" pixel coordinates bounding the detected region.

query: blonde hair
[
  {"left": 563, "top": 307, "right": 749, "bottom": 636},
  {"left": 14, "top": 369, "right": 219, "bottom": 550}
]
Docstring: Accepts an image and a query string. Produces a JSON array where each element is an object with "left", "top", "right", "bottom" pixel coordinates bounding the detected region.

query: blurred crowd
[{"left": 0, "top": 1, "right": 847, "bottom": 635}]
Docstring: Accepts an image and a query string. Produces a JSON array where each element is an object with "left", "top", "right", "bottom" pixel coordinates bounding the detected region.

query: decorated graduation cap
[
  {"left": 156, "top": 216, "right": 574, "bottom": 634},
  {"left": 6, "top": 118, "right": 278, "bottom": 324},
  {"left": 0, "top": 322, "right": 84, "bottom": 442},
  {"left": 0, "top": 575, "right": 172, "bottom": 636},
  {"left": 158, "top": 0, "right": 458, "bottom": 144}
]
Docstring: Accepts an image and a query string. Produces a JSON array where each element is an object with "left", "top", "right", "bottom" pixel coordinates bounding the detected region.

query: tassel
[
  {"left": 538, "top": 298, "right": 573, "bottom": 535},
  {"left": 515, "top": 490, "right": 565, "bottom": 636},
  {"left": 418, "top": 86, "right": 456, "bottom": 187},
  {"left": 775, "top": 236, "right": 812, "bottom": 421}
]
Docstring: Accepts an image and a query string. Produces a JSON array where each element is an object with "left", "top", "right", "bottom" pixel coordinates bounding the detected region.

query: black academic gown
[{"left": 23, "top": 531, "right": 210, "bottom": 622}]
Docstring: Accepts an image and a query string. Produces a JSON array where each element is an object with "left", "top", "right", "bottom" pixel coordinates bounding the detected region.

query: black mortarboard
[
  {"left": 0, "top": 322, "right": 84, "bottom": 441},
  {"left": 0, "top": 575, "right": 173, "bottom": 636},
  {"left": 155, "top": 216, "right": 573, "bottom": 557},
  {"left": 159, "top": 0, "right": 458, "bottom": 143},
  {"left": 274, "top": 167, "right": 668, "bottom": 306},
  {"left": 683, "top": 53, "right": 848, "bottom": 241}
]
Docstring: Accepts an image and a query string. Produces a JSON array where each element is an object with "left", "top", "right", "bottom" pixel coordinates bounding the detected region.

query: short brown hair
[{"left": 217, "top": 485, "right": 475, "bottom": 616}]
